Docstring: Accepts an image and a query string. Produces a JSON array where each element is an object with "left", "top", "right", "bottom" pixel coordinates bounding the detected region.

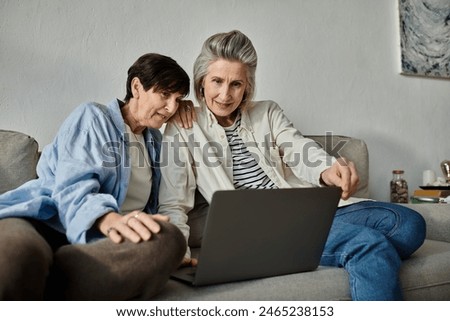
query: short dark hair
[{"left": 124, "top": 53, "right": 190, "bottom": 102}]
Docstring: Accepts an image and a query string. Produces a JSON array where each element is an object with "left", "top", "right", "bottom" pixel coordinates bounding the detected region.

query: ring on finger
[
  {"left": 106, "top": 227, "right": 115, "bottom": 235},
  {"left": 126, "top": 214, "right": 140, "bottom": 225}
]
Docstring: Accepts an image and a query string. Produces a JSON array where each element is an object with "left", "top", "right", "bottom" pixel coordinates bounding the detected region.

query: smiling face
[
  {"left": 202, "top": 59, "right": 248, "bottom": 127},
  {"left": 124, "top": 78, "right": 184, "bottom": 132}
]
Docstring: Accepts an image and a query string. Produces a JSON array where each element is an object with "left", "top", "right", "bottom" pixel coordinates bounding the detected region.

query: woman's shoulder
[
  {"left": 249, "top": 99, "right": 282, "bottom": 110},
  {"left": 72, "top": 101, "right": 114, "bottom": 120},
  {"left": 169, "top": 105, "right": 210, "bottom": 130},
  {"left": 245, "top": 100, "right": 284, "bottom": 117},
  {"left": 53, "top": 100, "right": 122, "bottom": 144},
  {"left": 64, "top": 101, "right": 118, "bottom": 128},
  {"left": 63, "top": 101, "right": 104, "bottom": 123}
]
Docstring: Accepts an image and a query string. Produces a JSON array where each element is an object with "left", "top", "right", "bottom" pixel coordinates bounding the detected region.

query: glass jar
[{"left": 390, "top": 170, "right": 408, "bottom": 203}]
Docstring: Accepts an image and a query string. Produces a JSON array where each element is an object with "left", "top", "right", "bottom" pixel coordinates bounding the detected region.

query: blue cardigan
[{"left": 0, "top": 99, "right": 161, "bottom": 244}]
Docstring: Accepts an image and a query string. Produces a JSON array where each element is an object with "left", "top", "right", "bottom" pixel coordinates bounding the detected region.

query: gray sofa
[{"left": 1, "top": 129, "right": 450, "bottom": 300}]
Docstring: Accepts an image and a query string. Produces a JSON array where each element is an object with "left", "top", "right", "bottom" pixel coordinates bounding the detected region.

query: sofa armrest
[
  {"left": 403, "top": 203, "right": 450, "bottom": 243},
  {"left": 0, "top": 130, "right": 39, "bottom": 194}
]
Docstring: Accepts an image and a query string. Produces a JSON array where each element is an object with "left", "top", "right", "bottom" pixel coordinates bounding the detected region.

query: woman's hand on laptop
[
  {"left": 320, "top": 157, "right": 359, "bottom": 200},
  {"left": 180, "top": 257, "right": 198, "bottom": 267}
]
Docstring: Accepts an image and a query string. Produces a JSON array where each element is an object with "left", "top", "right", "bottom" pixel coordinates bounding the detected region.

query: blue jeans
[{"left": 320, "top": 201, "right": 426, "bottom": 300}]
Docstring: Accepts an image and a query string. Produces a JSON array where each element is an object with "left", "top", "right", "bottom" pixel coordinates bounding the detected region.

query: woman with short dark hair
[{"left": 0, "top": 53, "right": 191, "bottom": 300}]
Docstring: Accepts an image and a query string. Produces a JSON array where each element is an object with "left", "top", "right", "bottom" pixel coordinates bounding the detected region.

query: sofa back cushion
[{"left": 0, "top": 130, "right": 39, "bottom": 194}]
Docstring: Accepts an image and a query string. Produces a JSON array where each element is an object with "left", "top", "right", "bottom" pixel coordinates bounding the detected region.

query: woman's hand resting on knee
[{"left": 96, "top": 211, "right": 170, "bottom": 243}]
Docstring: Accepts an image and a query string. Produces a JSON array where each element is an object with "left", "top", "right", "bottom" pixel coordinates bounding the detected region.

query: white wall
[{"left": 1, "top": 0, "right": 449, "bottom": 201}]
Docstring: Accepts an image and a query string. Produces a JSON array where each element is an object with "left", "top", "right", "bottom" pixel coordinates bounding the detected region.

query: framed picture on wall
[{"left": 398, "top": 0, "right": 450, "bottom": 79}]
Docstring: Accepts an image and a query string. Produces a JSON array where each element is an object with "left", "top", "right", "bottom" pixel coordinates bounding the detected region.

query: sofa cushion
[
  {"left": 154, "top": 239, "right": 450, "bottom": 300},
  {"left": 0, "top": 130, "right": 39, "bottom": 194},
  {"left": 155, "top": 265, "right": 351, "bottom": 300},
  {"left": 401, "top": 239, "right": 450, "bottom": 300}
]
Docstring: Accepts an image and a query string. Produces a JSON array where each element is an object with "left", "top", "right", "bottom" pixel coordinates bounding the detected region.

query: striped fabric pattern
[{"left": 224, "top": 113, "right": 277, "bottom": 190}]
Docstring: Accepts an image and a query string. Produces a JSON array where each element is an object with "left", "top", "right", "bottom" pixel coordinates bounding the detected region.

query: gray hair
[{"left": 193, "top": 30, "right": 257, "bottom": 110}]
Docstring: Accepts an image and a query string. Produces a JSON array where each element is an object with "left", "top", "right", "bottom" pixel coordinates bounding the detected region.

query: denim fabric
[{"left": 320, "top": 201, "right": 426, "bottom": 300}]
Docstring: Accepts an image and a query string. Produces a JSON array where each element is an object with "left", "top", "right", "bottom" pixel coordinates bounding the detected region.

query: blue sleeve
[{"left": 48, "top": 104, "right": 123, "bottom": 243}]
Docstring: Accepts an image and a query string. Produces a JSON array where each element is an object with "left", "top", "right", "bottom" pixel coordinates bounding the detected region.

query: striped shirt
[{"left": 224, "top": 113, "right": 277, "bottom": 190}]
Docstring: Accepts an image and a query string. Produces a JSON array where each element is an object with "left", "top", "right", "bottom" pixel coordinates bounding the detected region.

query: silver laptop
[{"left": 171, "top": 186, "right": 341, "bottom": 286}]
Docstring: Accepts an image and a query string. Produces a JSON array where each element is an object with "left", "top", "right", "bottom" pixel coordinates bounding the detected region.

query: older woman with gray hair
[{"left": 158, "top": 30, "right": 426, "bottom": 300}]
